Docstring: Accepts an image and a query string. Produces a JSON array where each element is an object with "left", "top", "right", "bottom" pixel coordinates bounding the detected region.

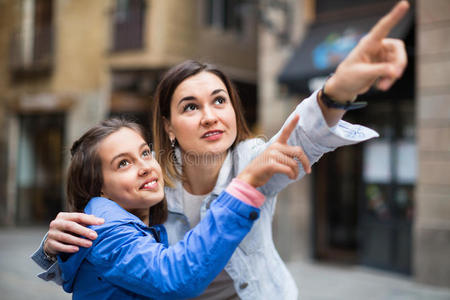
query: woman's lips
[{"left": 202, "top": 130, "right": 223, "bottom": 141}]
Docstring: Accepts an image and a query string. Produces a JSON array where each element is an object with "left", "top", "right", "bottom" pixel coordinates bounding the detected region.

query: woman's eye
[
  {"left": 214, "top": 97, "right": 226, "bottom": 105},
  {"left": 118, "top": 160, "right": 130, "bottom": 168},
  {"left": 183, "top": 103, "right": 198, "bottom": 112}
]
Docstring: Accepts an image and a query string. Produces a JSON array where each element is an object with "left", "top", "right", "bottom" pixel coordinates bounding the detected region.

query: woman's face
[
  {"left": 98, "top": 127, "right": 164, "bottom": 218},
  {"left": 165, "top": 71, "right": 237, "bottom": 157}
]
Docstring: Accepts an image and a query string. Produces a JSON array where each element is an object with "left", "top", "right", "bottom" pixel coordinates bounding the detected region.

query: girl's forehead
[{"left": 99, "top": 128, "right": 146, "bottom": 155}]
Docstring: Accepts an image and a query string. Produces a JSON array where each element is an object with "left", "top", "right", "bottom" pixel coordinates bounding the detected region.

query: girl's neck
[
  {"left": 181, "top": 151, "right": 227, "bottom": 195},
  {"left": 127, "top": 208, "right": 149, "bottom": 226}
]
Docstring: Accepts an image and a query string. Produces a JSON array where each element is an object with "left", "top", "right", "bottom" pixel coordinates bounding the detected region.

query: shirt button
[
  {"left": 249, "top": 211, "right": 258, "bottom": 220},
  {"left": 239, "top": 282, "right": 249, "bottom": 290},
  {"left": 47, "top": 273, "right": 55, "bottom": 280}
]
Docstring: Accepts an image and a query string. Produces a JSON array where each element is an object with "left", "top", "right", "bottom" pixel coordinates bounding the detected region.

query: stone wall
[{"left": 415, "top": 0, "right": 450, "bottom": 287}]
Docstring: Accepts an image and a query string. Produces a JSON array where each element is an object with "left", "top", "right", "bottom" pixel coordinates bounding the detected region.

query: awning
[{"left": 278, "top": 11, "right": 413, "bottom": 95}]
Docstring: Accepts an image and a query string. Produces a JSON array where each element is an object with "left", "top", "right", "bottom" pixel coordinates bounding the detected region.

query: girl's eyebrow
[
  {"left": 177, "top": 89, "right": 226, "bottom": 108},
  {"left": 110, "top": 142, "right": 148, "bottom": 165}
]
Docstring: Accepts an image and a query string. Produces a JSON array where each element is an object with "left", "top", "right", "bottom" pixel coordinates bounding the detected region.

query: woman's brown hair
[
  {"left": 152, "top": 60, "right": 252, "bottom": 187},
  {"left": 67, "top": 117, "right": 167, "bottom": 226}
]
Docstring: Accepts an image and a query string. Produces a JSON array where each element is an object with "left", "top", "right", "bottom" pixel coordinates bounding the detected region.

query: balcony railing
[{"left": 10, "top": 25, "right": 53, "bottom": 78}]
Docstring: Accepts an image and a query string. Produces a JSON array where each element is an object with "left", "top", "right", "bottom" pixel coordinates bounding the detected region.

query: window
[
  {"left": 112, "top": 0, "right": 146, "bottom": 51},
  {"left": 10, "top": 0, "right": 53, "bottom": 78},
  {"left": 204, "top": 0, "right": 243, "bottom": 32}
]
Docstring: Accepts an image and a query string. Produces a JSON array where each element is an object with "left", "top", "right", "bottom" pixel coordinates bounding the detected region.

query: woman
[
  {"left": 32, "top": 2, "right": 409, "bottom": 299},
  {"left": 57, "top": 116, "right": 304, "bottom": 299}
]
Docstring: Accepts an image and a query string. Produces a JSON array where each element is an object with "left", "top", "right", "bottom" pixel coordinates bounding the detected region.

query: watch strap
[{"left": 320, "top": 75, "right": 367, "bottom": 111}]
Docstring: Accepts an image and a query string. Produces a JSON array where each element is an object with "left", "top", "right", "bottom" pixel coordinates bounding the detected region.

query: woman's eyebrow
[
  {"left": 177, "top": 95, "right": 196, "bottom": 108},
  {"left": 211, "top": 89, "right": 226, "bottom": 95},
  {"left": 177, "top": 89, "right": 226, "bottom": 108}
]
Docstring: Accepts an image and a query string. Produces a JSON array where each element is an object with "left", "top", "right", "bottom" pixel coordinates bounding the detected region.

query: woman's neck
[{"left": 181, "top": 151, "right": 227, "bottom": 195}]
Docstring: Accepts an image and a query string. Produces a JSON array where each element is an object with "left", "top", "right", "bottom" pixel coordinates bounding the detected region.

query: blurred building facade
[
  {"left": 259, "top": 0, "right": 449, "bottom": 289},
  {"left": 0, "top": 0, "right": 448, "bottom": 290},
  {"left": 0, "top": 0, "right": 258, "bottom": 225}
]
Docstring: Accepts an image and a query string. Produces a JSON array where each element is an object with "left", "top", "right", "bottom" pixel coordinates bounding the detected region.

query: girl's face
[
  {"left": 98, "top": 127, "right": 164, "bottom": 219},
  {"left": 164, "top": 71, "right": 237, "bottom": 158}
]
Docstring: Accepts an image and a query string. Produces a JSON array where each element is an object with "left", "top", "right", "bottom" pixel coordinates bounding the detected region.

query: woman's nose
[{"left": 201, "top": 108, "right": 218, "bottom": 127}]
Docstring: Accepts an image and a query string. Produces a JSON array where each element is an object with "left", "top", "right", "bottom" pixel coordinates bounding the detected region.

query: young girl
[
  {"left": 56, "top": 116, "right": 305, "bottom": 299},
  {"left": 33, "top": 2, "right": 410, "bottom": 299}
]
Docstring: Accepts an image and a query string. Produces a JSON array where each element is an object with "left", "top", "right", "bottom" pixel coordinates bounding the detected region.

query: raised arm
[
  {"left": 319, "top": 0, "right": 409, "bottom": 126},
  {"left": 256, "top": 1, "right": 410, "bottom": 196}
]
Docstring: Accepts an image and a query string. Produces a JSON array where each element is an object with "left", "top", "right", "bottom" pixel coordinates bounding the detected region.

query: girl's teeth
[{"left": 144, "top": 180, "right": 156, "bottom": 188}]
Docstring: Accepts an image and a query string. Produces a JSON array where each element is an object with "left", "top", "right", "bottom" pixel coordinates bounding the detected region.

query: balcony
[
  {"left": 9, "top": 25, "right": 53, "bottom": 80},
  {"left": 111, "top": 0, "right": 146, "bottom": 52}
]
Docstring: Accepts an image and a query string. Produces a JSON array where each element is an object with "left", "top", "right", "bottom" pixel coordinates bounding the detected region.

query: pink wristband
[{"left": 226, "top": 178, "right": 265, "bottom": 208}]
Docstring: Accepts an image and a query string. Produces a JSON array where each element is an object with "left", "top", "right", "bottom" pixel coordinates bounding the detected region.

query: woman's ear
[{"left": 163, "top": 117, "right": 175, "bottom": 141}]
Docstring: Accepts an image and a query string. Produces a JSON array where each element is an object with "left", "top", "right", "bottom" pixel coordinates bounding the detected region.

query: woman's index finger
[
  {"left": 277, "top": 114, "right": 299, "bottom": 144},
  {"left": 368, "top": 0, "right": 409, "bottom": 41}
]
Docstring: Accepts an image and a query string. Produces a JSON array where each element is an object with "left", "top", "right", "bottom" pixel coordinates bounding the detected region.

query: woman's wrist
[
  {"left": 323, "top": 74, "right": 357, "bottom": 103},
  {"left": 43, "top": 237, "right": 57, "bottom": 262}
]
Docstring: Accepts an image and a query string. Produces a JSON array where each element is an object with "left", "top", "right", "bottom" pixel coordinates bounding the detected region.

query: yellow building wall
[{"left": 52, "top": 0, "right": 110, "bottom": 93}]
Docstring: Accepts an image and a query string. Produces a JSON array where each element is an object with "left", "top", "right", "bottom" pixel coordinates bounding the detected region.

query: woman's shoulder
[
  {"left": 231, "top": 137, "right": 268, "bottom": 172},
  {"left": 234, "top": 137, "right": 266, "bottom": 153}
]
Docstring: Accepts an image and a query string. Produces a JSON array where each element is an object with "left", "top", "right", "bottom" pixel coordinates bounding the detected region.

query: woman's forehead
[{"left": 173, "top": 72, "right": 227, "bottom": 99}]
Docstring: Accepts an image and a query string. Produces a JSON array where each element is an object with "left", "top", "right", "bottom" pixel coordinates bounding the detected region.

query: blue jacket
[{"left": 57, "top": 191, "right": 259, "bottom": 300}]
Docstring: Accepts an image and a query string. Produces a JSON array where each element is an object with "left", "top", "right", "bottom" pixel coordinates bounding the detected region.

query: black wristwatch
[{"left": 320, "top": 76, "right": 367, "bottom": 111}]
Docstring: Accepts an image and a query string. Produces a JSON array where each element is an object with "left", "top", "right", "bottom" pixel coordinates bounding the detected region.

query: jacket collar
[{"left": 85, "top": 197, "right": 148, "bottom": 228}]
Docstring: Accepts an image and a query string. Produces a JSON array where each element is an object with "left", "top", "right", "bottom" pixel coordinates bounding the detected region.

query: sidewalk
[
  {"left": 1, "top": 226, "right": 449, "bottom": 300},
  {"left": 287, "top": 260, "right": 450, "bottom": 300}
]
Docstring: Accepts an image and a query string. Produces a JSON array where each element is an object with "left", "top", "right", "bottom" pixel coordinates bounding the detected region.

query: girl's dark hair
[
  {"left": 152, "top": 60, "right": 252, "bottom": 187},
  {"left": 67, "top": 117, "right": 167, "bottom": 226}
]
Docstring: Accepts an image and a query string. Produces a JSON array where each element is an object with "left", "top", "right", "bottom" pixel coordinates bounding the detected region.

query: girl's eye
[
  {"left": 214, "top": 96, "right": 226, "bottom": 105},
  {"left": 183, "top": 103, "right": 198, "bottom": 112},
  {"left": 142, "top": 149, "right": 151, "bottom": 158},
  {"left": 118, "top": 159, "right": 130, "bottom": 169}
]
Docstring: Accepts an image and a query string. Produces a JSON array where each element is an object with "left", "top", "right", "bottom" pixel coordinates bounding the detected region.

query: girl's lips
[
  {"left": 140, "top": 178, "right": 158, "bottom": 190},
  {"left": 202, "top": 130, "right": 224, "bottom": 141}
]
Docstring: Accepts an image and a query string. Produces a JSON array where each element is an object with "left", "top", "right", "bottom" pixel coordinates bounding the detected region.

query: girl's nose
[
  {"left": 137, "top": 160, "right": 152, "bottom": 176},
  {"left": 138, "top": 166, "right": 149, "bottom": 177}
]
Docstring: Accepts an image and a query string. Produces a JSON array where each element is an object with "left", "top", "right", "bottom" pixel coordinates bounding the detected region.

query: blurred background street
[
  {"left": 1, "top": 0, "right": 450, "bottom": 298},
  {"left": 1, "top": 226, "right": 449, "bottom": 300}
]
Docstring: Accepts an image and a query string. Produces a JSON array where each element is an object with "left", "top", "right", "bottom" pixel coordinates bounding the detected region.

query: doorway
[{"left": 16, "top": 113, "right": 65, "bottom": 225}]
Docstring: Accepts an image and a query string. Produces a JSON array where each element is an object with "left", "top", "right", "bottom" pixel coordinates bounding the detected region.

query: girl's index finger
[
  {"left": 368, "top": 0, "right": 409, "bottom": 42},
  {"left": 277, "top": 114, "right": 299, "bottom": 144}
]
